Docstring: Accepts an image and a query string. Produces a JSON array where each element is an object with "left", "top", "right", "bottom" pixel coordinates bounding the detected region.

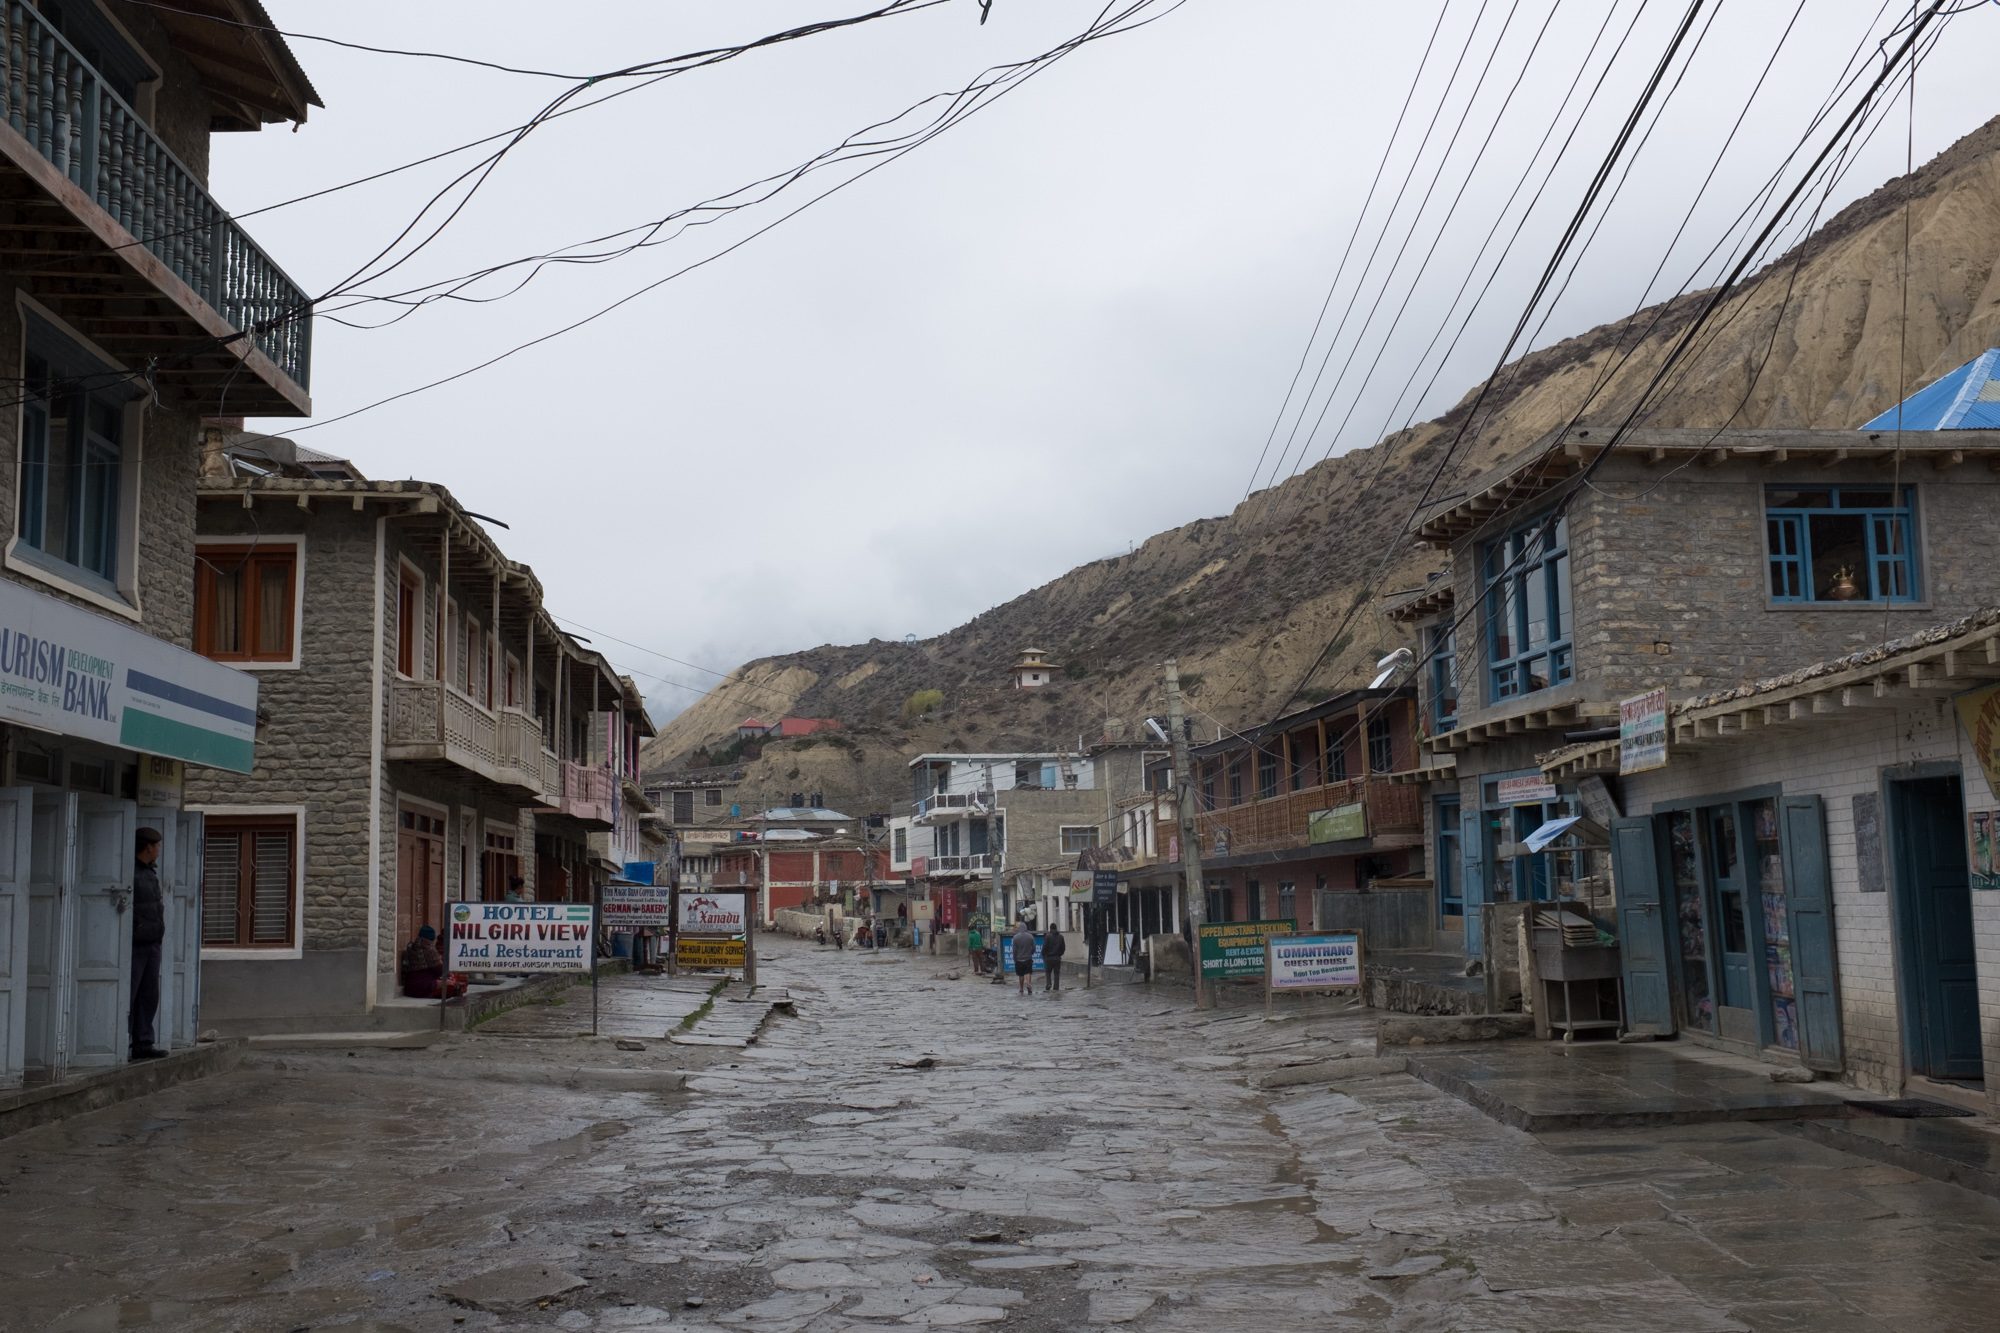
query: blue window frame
[
  {"left": 1764, "top": 485, "right": 1920, "bottom": 603},
  {"left": 1436, "top": 797, "right": 1462, "bottom": 917},
  {"left": 17, "top": 328, "right": 132, "bottom": 588},
  {"left": 1428, "top": 622, "right": 1458, "bottom": 733},
  {"left": 1482, "top": 511, "right": 1572, "bottom": 701}
]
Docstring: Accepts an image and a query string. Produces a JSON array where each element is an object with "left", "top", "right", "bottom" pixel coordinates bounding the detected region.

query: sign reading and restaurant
[
  {"left": 1619, "top": 688, "right": 1669, "bottom": 775},
  {"left": 0, "top": 577, "right": 259, "bottom": 772},
  {"left": 678, "top": 893, "right": 748, "bottom": 935},
  {"left": 448, "top": 902, "right": 593, "bottom": 973},
  {"left": 1197, "top": 918, "right": 1296, "bottom": 979}
]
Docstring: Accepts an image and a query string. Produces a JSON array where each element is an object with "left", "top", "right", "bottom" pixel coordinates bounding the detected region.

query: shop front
[{"left": 0, "top": 577, "right": 257, "bottom": 1086}]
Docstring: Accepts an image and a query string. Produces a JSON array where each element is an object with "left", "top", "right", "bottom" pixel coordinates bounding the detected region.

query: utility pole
[{"left": 1164, "top": 659, "right": 1208, "bottom": 1010}]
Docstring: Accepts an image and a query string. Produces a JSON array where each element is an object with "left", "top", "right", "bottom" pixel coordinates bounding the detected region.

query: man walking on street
[
  {"left": 129, "top": 828, "right": 166, "bottom": 1061},
  {"left": 1012, "top": 919, "right": 1035, "bottom": 997},
  {"left": 1043, "top": 919, "right": 1067, "bottom": 993}
]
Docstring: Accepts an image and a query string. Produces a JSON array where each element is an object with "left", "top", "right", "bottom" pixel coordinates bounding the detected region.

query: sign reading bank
[{"left": 0, "top": 578, "right": 258, "bottom": 772}]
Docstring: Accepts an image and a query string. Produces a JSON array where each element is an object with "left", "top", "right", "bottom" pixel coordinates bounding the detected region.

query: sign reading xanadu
[{"left": 0, "top": 578, "right": 259, "bottom": 772}]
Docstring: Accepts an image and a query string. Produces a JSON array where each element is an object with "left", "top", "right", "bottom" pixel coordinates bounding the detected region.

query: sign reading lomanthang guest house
[{"left": 448, "top": 903, "right": 593, "bottom": 972}]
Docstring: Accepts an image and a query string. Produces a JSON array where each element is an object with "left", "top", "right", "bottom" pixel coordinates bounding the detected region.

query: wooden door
[
  {"left": 25, "top": 793, "right": 73, "bottom": 1076},
  {"left": 172, "top": 812, "right": 203, "bottom": 1048},
  {"left": 1612, "top": 816, "right": 1675, "bottom": 1037},
  {"left": 71, "top": 797, "right": 135, "bottom": 1068},
  {"left": 1779, "top": 795, "right": 1843, "bottom": 1073},
  {"left": 396, "top": 808, "right": 447, "bottom": 949},
  {"left": 0, "top": 788, "right": 32, "bottom": 1087},
  {"left": 1889, "top": 778, "right": 1979, "bottom": 1080}
]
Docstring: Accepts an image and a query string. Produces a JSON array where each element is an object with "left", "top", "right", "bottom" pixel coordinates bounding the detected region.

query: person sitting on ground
[{"left": 401, "top": 925, "right": 446, "bottom": 998}]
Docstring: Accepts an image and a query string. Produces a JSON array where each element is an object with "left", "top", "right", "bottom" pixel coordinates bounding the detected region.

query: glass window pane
[
  {"left": 256, "top": 562, "right": 291, "bottom": 655},
  {"left": 1766, "top": 488, "right": 1830, "bottom": 510},
  {"left": 1806, "top": 513, "right": 1867, "bottom": 600},
  {"left": 211, "top": 566, "right": 244, "bottom": 653},
  {"left": 1836, "top": 487, "right": 1893, "bottom": 509}
]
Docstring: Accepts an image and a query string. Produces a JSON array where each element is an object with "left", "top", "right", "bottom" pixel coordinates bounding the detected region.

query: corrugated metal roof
[
  {"left": 762, "top": 807, "right": 853, "bottom": 821},
  {"left": 1862, "top": 349, "right": 2000, "bottom": 430}
]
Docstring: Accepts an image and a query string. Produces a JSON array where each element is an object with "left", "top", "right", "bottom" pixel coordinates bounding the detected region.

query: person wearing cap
[
  {"left": 129, "top": 828, "right": 166, "bottom": 1060},
  {"left": 401, "top": 925, "right": 446, "bottom": 998}
]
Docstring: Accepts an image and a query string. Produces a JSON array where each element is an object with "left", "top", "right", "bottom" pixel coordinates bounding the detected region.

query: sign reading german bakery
[
  {"left": 448, "top": 902, "right": 592, "bottom": 972},
  {"left": 678, "top": 892, "right": 748, "bottom": 935},
  {"left": 0, "top": 578, "right": 259, "bottom": 772},
  {"left": 602, "top": 881, "right": 673, "bottom": 929}
]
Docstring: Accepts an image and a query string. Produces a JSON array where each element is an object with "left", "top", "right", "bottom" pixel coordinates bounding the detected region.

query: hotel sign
[{"left": 0, "top": 577, "right": 258, "bottom": 771}]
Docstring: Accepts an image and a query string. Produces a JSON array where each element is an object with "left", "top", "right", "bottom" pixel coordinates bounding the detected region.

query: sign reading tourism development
[
  {"left": 447, "top": 902, "right": 592, "bottom": 973},
  {"left": 1267, "top": 933, "right": 1363, "bottom": 990},
  {"left": 678, "top": 893, "right": 748, "bottom": 935},
  {"left": 0, "top": 577, "right": 258, "bottom": 772},
  {"left": 1197, "top": 918, "right": 1296, "bottom": 979}
]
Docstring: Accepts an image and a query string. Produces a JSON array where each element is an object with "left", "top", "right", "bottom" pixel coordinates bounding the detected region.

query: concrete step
[
  {"left": 247, "top": 1031, "right": 444, "bottom": 1050},
  {"left": 0, "top": 1041, "right": 243, "bottom": 1141},
  {"left": 1787, "top": 1115, "right": 2000, "bottom": 1200}
]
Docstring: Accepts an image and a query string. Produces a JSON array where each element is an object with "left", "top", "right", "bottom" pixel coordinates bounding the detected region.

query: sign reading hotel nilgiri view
[
  {"left": 0, "top": 579, "right": 259, "bottom": 772},
  {"left": 448, "top": 903, "right": 593, "bottom": 972}
]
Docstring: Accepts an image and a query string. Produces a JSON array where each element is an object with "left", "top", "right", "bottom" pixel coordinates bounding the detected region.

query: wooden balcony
[
  {"left": 1193, "top": 776, "right": 1421, "bottom": 860},
  {"left": 536, "top": 747, "right": 563, "bottom": 809},
  {"left": 386, "top": 680, "right": 540, "bottom": 800},
  {"left": 0, "top": 4, "right": 311, "bottom": 413},
  {"left": 561, "top": 760, "right": 615, "bottom": 829}
]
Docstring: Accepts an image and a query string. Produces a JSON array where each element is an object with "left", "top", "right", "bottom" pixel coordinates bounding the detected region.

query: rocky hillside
[{"left": 645, "top": 114, "right": 2000, "bottom": 812}]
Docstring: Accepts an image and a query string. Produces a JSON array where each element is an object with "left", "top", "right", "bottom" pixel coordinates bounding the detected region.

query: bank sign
[
  {"left": 0, "top": 577, "right": 258, "bottom": 771},
  {"left": 447, "top": 902, "right": 593, "bottom": 972}
]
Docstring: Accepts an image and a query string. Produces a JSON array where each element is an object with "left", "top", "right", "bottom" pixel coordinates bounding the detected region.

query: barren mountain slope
[{"left": 645, "top": 116, "right": 2000, "bottom": 811}]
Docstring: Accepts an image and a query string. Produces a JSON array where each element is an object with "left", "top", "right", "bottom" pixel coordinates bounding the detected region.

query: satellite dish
[{"left": 1369, "top": 647, "right": 1416, "bottom": 689}]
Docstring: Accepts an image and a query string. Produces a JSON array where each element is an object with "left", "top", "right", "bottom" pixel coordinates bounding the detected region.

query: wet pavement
[{"left": 3, "top": 936, "right": 1999, "bottom": 1331}]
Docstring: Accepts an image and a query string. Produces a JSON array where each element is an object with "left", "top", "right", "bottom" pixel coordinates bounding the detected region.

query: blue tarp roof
[{"left": 1861, "top": 348, "right": 2000, "bottom": 430}]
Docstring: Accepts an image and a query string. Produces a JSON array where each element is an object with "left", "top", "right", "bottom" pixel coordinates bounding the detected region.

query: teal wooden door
[
  {"left": 1887, "top": 778, "right": 1978, "bottom": 1080},
  {"left": 1461, "top": 808, "right": 1486, "bottom": 958},
  {"left": 1778, "top": 795, "right": 1844, "bottom": 1073},
  {"left": 1612, "top": 816, "right": 1674, "bottom": 1036}
]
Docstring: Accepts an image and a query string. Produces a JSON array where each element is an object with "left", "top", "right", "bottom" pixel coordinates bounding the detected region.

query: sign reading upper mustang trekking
[
  {"left": 1619, "top": 688, "right": 1670, "bottom": 775},
  {"left": 1197, "top": 918, "right": 1296, "bottom": 979},
  {"left": 677, "top": 892, "right": 748, "bottom": 936},
  {"left": 1268, "top": 933, "right": 1363, "bottom": 990},
  {"left": 602, "top": 881, "right": 673, "bottom": 929},
  {"left": 0, "top": 577, "right": 259, "bottom": 772},
  {"left": 448, "top": 902, "right": 592, "bottom": 972}
]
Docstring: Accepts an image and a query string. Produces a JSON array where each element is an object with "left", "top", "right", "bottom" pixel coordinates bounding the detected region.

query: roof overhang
[{"left": 131, "top": 0, "right": 322, "bottom": 128}]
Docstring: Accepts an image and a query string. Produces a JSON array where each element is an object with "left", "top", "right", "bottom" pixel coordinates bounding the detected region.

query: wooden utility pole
[{"left": 1164, "top": 659, "right": 1208, "bottom": 1010}]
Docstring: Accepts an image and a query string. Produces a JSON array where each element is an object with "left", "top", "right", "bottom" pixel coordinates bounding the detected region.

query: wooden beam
[
  {"left": 1647, "top": 447, "right": 1670, "bottom": 465},
  {"left": 1701, "top": 447, "right": 1733, "bottom": 468},
  {"left": 1759, "top": 448, "right": 1790, "bottom": 467},
  {"left": 1819, "top": 448, "right": 1850, "bottom": 469},
  {"left": 1945, "top": 647, "right": 2000, "bottom": 681},
  {"left": 1844, "top": 685, "right": 1900, "bottom": 709},
  {"left": 1932, "top": 449, "right": 1965, "bottom": 472}
]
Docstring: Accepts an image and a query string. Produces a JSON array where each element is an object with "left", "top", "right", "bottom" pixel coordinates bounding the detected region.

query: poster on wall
[
  {"left": 1969, "top": 809, "right": 2000, "bottom": 892},
  {"left": 1618, "top": 689, "right": 1669, "bottom": 775}
]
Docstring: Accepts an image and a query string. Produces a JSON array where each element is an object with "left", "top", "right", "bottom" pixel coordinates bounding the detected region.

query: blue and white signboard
[
  {"left": 1001, "top": 932, "right": 1045, "bottom": 975},
  {"left": 0, "top": 577, "right": 258, "bottom": 771}
]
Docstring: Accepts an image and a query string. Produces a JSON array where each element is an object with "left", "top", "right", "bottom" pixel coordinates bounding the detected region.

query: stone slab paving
[
  {"left": 478, "top": 974, "right": 728, "bottom": 1040},
  {"left": 0, "top": 936, "right": 1996, "bottom": 1331}
]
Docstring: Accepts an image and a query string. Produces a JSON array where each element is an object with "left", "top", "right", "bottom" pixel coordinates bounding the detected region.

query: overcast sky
[{"left": 224, "top": 1, "right": 1994, "bottom": 720}]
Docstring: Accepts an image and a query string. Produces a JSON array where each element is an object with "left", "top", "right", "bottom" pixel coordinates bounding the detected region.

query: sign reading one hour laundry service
[
  {"left": 448, "top": 902, "right": 593, "bottom": 972},
  {"left": 0, "top": 578, "right": 259, "bottom": 771}
]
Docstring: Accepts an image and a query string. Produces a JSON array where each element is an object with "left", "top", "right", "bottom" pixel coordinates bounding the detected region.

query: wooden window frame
[
  {"left": 199, "top": 811, "right": 300, "bottom": 952},
  {"left": 194, "top": 540, "right": 300, "bottom": 665},
  {"left": 396, "top": 563, "right": 423, "bottom": 678}
]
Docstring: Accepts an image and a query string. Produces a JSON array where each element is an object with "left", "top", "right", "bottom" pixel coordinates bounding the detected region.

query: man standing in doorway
[{"left": 130, "top": 828, "right": 166, "bottom": 1061}]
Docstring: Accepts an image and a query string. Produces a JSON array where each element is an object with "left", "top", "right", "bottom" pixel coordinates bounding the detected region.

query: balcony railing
[
  {"left": 1192, "top": 777, "right": 1422, "bottom": 859},
  {"left": 537, "top": 747, "right": 563, "bottom": 808},
  {"left": 388, "top": 680, "right": 541, "bottom": 795},
  {"left": 914, "top": 789, "right": 993, "bottom": 822},
  {"left": 926, "top": 853, "right": 993, "bottom": 876},
  {"left": 563, "top": 760, "right": 615, "bottom": 826},
  {"left": 0, "top": 3, "right": 311, "bottom": 387}
]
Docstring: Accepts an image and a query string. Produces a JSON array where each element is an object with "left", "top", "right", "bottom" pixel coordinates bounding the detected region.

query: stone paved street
[{"left": 4, "top": 936, "right": 2000, "bottom": 1332}]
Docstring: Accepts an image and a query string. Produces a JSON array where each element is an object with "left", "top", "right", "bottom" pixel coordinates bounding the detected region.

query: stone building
[
  {"left": 185, "top": 447, "right": 648, "bottom": 1030},
  {"left": 0, "top": 6, "right": 317, "bottom": 1085},
  {"left": 1391, "top": 425, "right": 2000, "bottom": 964}
]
